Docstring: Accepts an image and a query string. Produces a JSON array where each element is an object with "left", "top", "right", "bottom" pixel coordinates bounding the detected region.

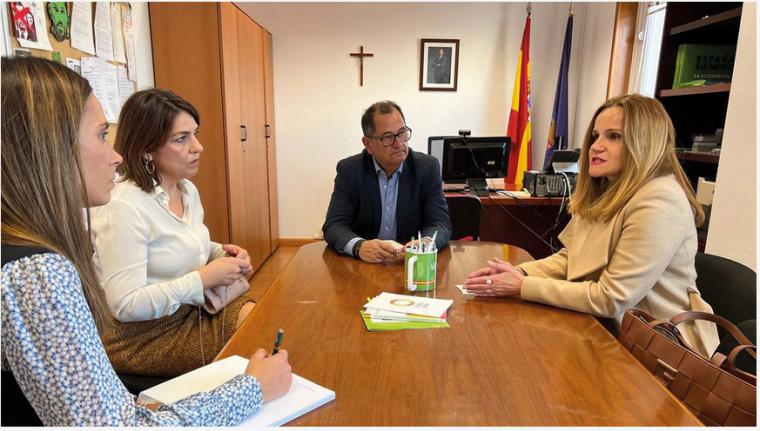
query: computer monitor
[
  {"left": 546, "top": 149, "right": 581, "bottom": 173},
  {"left": 427, "top": 136, "right": 451, "bottom": 174},
  {"left": 442, "top": 135, "right": 509, "bottom": 178},
  {"left": 428, "top": 136, "right": 511, "bottom": 181}
]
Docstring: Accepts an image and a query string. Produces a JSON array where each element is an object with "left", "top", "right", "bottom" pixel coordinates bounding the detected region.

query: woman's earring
[{"left": 144, "top": 156, "right": 155, "bottom": 175}]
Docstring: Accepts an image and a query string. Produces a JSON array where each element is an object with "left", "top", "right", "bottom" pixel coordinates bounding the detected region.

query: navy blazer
[{"left": 322, "top": 149, "right": 451, "bottom": 253}]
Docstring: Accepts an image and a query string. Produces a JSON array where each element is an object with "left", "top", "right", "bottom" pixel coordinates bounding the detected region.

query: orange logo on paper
[{"left": 390, "top": 299, "right": 415, "bottom": 307}]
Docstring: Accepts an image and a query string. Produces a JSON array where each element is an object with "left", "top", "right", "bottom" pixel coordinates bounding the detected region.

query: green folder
[
  {"left": 360, "top": 311, "right": 450, "bottom": 331},
  {"left": 672, "top": 44, "right": 736, "bottom": 89}
]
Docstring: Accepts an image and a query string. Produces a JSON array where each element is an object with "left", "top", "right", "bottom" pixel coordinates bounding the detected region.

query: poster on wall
[
  {"left": 8, "top": 2, "right": 53, "bottom": 51},
  {"left": 46, "top": 2, "right": 70, "bottom": 42},
  {"left": 419, "top": 39, "right": 459, "bottom": 92}
]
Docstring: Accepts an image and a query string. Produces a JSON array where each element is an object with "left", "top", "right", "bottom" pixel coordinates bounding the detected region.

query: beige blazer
[{"left": 518, "top": 174, "right": 719, "bottom": 357}]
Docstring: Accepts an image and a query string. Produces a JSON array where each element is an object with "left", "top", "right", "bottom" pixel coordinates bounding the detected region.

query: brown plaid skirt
[{"left": 102, "top": 295, "right": 249, "bottom": 377}]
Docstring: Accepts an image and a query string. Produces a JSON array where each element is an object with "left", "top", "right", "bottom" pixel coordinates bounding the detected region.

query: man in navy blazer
[{"left": 322, "top": 100, "right": 451, "bottom": 263}]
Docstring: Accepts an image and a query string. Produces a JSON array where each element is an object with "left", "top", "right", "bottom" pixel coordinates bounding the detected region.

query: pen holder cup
[{"left": 404, "top": 249, "right": 437, "bottom": 292}]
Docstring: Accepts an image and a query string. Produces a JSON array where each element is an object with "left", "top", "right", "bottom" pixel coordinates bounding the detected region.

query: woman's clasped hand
[{"left": 464, "top": 257, "right": 525, "bottom": 297}]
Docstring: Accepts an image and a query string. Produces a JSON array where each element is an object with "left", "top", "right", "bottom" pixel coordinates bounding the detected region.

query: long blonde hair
[
  {"left": 569, "top": 94, "right": 704, "bottom": 226},
  {"left": 1, "top": 56, "right": 110, "bottom": 331}
]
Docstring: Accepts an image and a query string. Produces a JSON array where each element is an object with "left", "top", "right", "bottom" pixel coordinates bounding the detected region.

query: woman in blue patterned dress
[{"left": 1, "top": 56, "right": 292, "bottom": 425}]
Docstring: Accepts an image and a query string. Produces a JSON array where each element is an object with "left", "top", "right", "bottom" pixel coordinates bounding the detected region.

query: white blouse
[{"left": 92, "top": 179, "right": 225, "bottom": 322}]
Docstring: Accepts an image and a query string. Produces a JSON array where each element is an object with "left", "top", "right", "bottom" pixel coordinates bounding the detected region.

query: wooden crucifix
[{"left": 349, "top": 46, "right": 374, "bottom": 86}]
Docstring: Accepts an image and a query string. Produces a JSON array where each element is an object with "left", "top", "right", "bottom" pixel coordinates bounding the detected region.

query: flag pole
[
  {"left": 569, "top": 2, "right": 574, "bottom": 16},
  {"left": 527, "top": 2, "right": 532, "bottom": 15}
]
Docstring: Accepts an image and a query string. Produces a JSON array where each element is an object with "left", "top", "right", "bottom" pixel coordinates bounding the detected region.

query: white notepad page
[{"left": 138, "top": 355, "right": 335, "bottom": 426}]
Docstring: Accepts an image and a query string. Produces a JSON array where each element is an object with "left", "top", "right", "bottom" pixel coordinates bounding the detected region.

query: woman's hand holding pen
[
  {"left": 245, "top": 348, "right": 293, "bottom": 402},
  {"left": 464, "top": 257, "right": 525, "bottom": 297}
]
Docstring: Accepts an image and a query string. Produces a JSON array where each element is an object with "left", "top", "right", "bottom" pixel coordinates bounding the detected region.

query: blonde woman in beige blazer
[{"left": 464, "top": 94, "right": 719, "bottom": 357}]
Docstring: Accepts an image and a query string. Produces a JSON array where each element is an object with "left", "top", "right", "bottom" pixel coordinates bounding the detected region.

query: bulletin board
[{"left": 7, "top": 2, "right": 136, "bottom": 141}]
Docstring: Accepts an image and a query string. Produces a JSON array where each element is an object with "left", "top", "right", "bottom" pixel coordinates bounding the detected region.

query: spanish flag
[{"left": 506, "top": 14, "right": 532, "bottom": 189}]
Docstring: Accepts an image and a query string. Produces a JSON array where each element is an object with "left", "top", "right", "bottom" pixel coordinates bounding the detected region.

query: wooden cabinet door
[
  {"left": 219, "top": 3, "right": 248, "bottom": 252},
  {"left": 236, "top": 10, "right": 271, "bottom": 272},
  {"left": 150, "top": 2, "right": 231, "bottom": 244},
  {"left": 263, "top": 30, "right": 279, "bottom": 252}
]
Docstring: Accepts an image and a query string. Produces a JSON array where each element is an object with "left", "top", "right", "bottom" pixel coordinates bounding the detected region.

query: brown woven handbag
[{"left": 619, "top": 309, "right": 756, "bottom": 426}]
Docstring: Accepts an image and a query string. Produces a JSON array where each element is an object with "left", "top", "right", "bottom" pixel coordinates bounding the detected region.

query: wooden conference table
[{"left": 218, "top": 241, "right": 701, "bottom": 426}]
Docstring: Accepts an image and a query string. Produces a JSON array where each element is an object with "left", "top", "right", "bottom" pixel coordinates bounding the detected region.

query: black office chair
[
  {"left": 118, "top": 373, "right": 170, "bottom": 395},
  {"left": 694, "top": 252, "right": 757, "bottom": 369},
  {"left": 446, "top": 195, "right": 483, "bottom": 240},
  {"left": 695, "top": 252, "right": 756, "bottom": 326},
  {"left": 0, "top": 370, "right": 169, "bottom": 426},
  {"left": 1, "top": 370, "right": 43, "bottom": 426}
]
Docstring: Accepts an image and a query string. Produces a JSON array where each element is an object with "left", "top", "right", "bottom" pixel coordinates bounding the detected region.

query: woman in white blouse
[
  {"left": 92, "top": 89, "right": 256, "bottom": 377},
  {"left": 2, "top": 56, "right": 291, "bottom": 425}
]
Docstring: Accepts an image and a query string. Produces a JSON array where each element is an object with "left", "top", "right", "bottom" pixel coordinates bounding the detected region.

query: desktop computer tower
[{"left": 523, "top": 171, "right": 577, "bottom": 197}]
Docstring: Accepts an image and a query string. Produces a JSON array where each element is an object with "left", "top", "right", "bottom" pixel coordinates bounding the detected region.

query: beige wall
[
  {"left": 705, "top": 3, "right": 757, "bottom": 271},
  {"left": 238, "top": 2, "right": 616, "bottom": 239}
]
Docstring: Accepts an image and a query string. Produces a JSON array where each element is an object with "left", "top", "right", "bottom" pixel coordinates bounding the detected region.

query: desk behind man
[{"left": 323, "top": 100, "right": 451, "bottom": 263}]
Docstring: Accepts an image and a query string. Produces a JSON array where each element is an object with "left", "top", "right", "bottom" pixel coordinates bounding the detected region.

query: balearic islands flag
[{"left": 506, "top": 13, "right": 533, "bottom": 189}]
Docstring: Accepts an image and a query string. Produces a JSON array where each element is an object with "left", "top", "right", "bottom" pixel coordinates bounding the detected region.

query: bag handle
[
  {"left": 723, "top": 344, "right": 758, "bottom": 385},
  {"left": 628, "top": 309, "right": 681, "bottom": 335},
  {"left": 627, "top": 310, "right": 690, "bottom": 347},
  {"left": 669, "top": 311, "right": 754, "bottom": 346},
  {"left": 727, "top": 344, "right": 758, "bottom": 368}
]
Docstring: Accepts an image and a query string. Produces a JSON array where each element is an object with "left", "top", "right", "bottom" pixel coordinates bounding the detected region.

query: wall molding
[{"left": 279, "top": 238, "right": 321, "bottom": 246}]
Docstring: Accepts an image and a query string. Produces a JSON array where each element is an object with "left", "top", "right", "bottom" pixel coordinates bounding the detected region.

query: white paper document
[
  {"left": 80, "top": 56, "right": 115, "bottom": 122},
  {"left": 66, "top": 58, "right": 81, "bottom": 75},
  {"left": 117, "top": 65, "right": 134, "bottom": 107},
  {"left": 138, "top": 356, "right": 335, "bottom": 427},
  {"left": 121, "top": 5, "right": 137, "bottom": 81},
  {"left": 94, "top": 2, "right": 114, "bottom": 61},
  {"left": 456, "top": 284, "right": 475, "bottom": 297},
  {"left": 110, "top": 3, "right": 126, "bottom": 63},
  {"left": 71, "top": 2, "right": 95, "bottom": 55},
  {"left": 103, "top": 62, "right": 120, "bottom": 122}
]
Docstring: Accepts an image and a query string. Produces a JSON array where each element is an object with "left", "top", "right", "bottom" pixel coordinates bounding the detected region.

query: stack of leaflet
[{"left": 360, "top": 292, "right": 453, "bottom": 331}]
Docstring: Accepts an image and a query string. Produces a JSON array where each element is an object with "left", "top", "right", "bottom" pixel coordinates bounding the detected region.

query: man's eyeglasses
[{"left": 367, "top": 127, "right": 412, "bottom": 147}]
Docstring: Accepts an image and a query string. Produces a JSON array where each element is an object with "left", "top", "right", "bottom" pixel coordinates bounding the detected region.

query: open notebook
[{"left": 138, "top": 355, "right": 335, "bottom": 426}]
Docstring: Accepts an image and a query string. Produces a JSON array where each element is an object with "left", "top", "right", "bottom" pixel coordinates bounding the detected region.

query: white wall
[
  {"left": 237, "top": 2, "right": 616, "bottom": 239},
  {"left": 572, "top": 3, "right": 617, "bottom": 148},
  {"left": 705, "top": 2, "right": 757, "bottom": 271}
]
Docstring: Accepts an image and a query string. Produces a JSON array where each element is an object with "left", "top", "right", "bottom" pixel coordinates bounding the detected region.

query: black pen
[{"left": 272, "top": 328, "right": 285, "bottom": 355}]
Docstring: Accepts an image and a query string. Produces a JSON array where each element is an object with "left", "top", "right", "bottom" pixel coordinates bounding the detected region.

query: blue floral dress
[{"left": 1, "top": 253, "right": 263, "bottom": 426}]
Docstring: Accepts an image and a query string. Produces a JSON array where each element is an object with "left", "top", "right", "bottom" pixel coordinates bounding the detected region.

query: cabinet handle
[
  {"left": 265, "top": 124, "right": 272, "bottom": 139},
  {"left": 241, "top": 125, "right": 248, "bottom": 142}
]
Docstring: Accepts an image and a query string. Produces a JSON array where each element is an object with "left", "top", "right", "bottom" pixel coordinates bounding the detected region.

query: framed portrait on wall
[{"left": 419, "top": 39, "right": 459, "bottom": 91}]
